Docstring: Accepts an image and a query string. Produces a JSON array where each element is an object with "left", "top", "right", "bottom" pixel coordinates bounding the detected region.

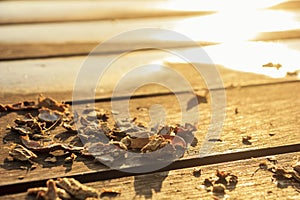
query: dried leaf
[
  {"left": 11, "top": 114, "right": 45, "bottom": 134},
  {"left": 121, "top": 136, "right": 150, "bottom": 149},
  {"left": 38, "top": 95, "right": 69, "bottom": 112},
  {"left": 20, "top": 135, "right": 83, "bottom": 153},
  {"left": 0, "top": 101, "right": 37, "bottom": 112},
  {"left": 212, "top": 184, "right": 225, "bottom": 194},
  {"left": 27, "top": 179, "right": 71, "bottom": 200},
  {"left": 141, "top": 135, "right": 170, "bottom": 153},
  {"left": 9, "top": 144, "right": 37, "bottom": 162},
  {"left": 38, "top": 108, "right": 62, "bottom": 123},
  {"left": 242, "top": 136, "right": 252, "bottom": 145},
  {"left": 56, "top": 178, "right": 99, "bottom": 200}
]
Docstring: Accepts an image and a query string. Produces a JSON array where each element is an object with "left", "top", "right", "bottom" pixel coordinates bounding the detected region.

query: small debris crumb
[
  {"left": 235, "top": 108, "right": 239, "bottom": 114},
  {"left": 202, "top": 170, "right": 238, "bottom": 195},
  {"left": 204, "top": 178, "right": 214, "bottom": 187},
  {"left": 242, "top": 136, "right": 252, "bottom": 145},
  {"left": 193, "top": 168, "right": 202, "bottom": 177},
  {"left": 262, "top": 62, "right": 282, "bottom": 70},
  {"left": 286, "top": 71, "right": 299, "bottom": 77},
  {"left": 259, "top": 161, "right": 268, "bottom": 170},
  {"left": 212, "top": 184, "right": 225, "bottom": 194}
]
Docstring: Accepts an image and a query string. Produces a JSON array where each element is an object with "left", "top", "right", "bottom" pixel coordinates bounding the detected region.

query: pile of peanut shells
[{"left": 2, "top": 95, "right": 197, "bottom": 166}]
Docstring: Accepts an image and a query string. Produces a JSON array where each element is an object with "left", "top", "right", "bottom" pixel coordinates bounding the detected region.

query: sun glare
[
  {"left": 160, "top": 0, "right": 286, "bottom": 12},
  {"left": 171, "top": 8, "right": 298, "bottom": 43},
  {"left": 165, "top": 41, "right": 300, "bottom": 78},
  {"left": 160, "top": 0, "right": 300, "bottom": 78}
]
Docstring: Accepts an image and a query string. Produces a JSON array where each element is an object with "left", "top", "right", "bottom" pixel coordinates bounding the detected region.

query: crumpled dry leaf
[
  {"left": 38, "top": 108, "right": 62, "bottom": 123},
  {"left": 27, "top": 179, "right": 71, "bottom": 200},
  {"left": 9, "top": 144, "right": 37, "bottom": 162},
  {"left": 20, "top": 135, "right": 83, "bottom": 153},
  {"left": 10, "top": 113, "right": 45, "bottom": 135},
  {"left": 56, "top": 178, "right": 99, "bottom": 200},
  {"left": 38, "top": 95, "right": 69, "bottom": 113},
  {"left": 0, "top": 101, "right": 36, "bottom": 112},
  {"left": 141, "top": 135, "right": 170, "bottom": 153},
  {"left": 121, "top": 136, "right": 150, "bottom": 149},
  {"left": 27, "top": 178, "right": 120, "bottom": 200}
]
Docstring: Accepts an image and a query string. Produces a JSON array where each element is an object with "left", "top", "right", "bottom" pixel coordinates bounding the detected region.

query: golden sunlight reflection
[
  {"left": 159, "top": 0, "right": 286, "bottom": 12},
  {"left": 170, "top": 10, "right": 299, "bottom": 43},
  {"left": 164, "top": 42, "right": 300, "bottom": 79},
  {"left": 159, "top": 0, "right": 300, "bottom": 79}
]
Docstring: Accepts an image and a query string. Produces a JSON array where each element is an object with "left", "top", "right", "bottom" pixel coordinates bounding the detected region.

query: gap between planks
[
  {"left": 0, "top": 143, "right": 299, "bottom": 196},
  {"left": 3, "top": 151, "right": 300, "bottom": 200}
]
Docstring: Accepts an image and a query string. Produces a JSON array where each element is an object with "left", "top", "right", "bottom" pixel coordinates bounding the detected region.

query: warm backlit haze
[{"left": 163, "top": 0, "right": 300, "bottom": 78}]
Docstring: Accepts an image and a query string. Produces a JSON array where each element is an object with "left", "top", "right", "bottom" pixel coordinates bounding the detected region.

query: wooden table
[{"left": 0, "top": 1, "right": 300, "bottom": 199}]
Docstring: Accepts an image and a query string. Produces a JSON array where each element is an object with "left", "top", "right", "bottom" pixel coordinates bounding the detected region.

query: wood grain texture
[
  {"left": 1, "top": 48, "right": 298, "bottom": 95},
  {"left": 0, "top": 1, "right": 212, "bottom": 25},
  {"left": 1, "top": 12, "right": 300, "bottom": 60},
  {"left": 0, "top": 81, "right": 299, "bottom": 187},
  {"left": 2, "top": 152, "right": 300, "bottom": 199}
]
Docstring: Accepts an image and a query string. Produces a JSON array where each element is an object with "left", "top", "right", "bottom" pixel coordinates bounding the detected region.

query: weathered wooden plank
[
  {"left": 0, "top": 1, "right": 212, "bottom": 25},
  {"left": 0, "top": 81, "right": 299, "bottom": 188},
  {"left": 0, "top": 16, "right": 206, "bottom": 44},
  {"left": 1, "top": 9, "right": 300, "bottom": 60},
  {"left": 2, "top": 152, "right": 299, "bottom": 199},
  {"left": 0, "top": 0, "right": 295, "bottom": 25},
  {"left": 1, "top": 47, "right": 298, "bottom": 95},
  {"left": 0, "top": 42, "right": 217, "bottom": 61}
]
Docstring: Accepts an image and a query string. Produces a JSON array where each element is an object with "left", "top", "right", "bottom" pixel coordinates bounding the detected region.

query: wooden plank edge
[
  {"left": 68, "top": 79, "right": 300, "bottom": 105},
  {"left": 0, "top": 11, "right": 213, "bottom": 26},
  {"left": 0, "top": 142, "right": 299, "bottom": 196},
  {"left": 0, "top": 80, "right": 298, "bottom": 106},
  {"left": 0, "top": 42, "right": 218, "bottom": 61}
]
